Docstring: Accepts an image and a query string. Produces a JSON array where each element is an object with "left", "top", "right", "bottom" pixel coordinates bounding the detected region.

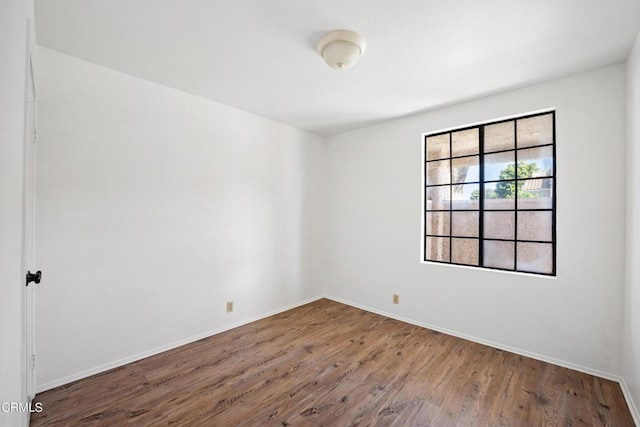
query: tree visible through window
[{"left": 423, "top": 111, "right": 556, "bottom": 275}]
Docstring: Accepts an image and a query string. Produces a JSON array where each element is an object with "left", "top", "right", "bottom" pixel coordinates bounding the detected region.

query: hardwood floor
[{"left": 31, "top": 299, "right": 634, "bottom": 426}]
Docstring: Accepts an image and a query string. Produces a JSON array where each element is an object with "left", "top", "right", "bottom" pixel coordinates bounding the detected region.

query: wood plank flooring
[{"left": 31, "top": 299, "right": 634, "bottom": 426}]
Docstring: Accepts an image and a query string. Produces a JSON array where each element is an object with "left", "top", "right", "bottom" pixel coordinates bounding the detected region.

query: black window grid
[{"left": 423, "top": 111, "right": 556, "bottom": 276}]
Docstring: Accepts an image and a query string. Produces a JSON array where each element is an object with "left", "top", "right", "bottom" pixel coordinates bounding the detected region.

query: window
[{"left": 423, "top": 111, "right": 556, "bottom": 276}]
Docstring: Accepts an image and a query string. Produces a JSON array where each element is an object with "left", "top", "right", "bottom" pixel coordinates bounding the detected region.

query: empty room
[{"left": 2, "top": 0, "right": 640, "bottom": 425}]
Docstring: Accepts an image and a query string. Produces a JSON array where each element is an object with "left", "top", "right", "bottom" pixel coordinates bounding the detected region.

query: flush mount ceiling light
[{"left": 317, "top": 30, "right": 366, "bottom": 70}]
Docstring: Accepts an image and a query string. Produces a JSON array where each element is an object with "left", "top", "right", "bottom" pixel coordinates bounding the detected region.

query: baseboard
[
  {"left": 36, "top": 295, "right": 324, "bottom": 393},
  {"left": 323, "top": 295, "right": 620, "bottom": 381},
  {"left": 620, "top": 377, "right": 640, "bottom": 426}
]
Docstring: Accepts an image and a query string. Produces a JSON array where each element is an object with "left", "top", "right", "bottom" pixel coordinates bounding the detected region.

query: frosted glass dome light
[{"left": 317, "top": 30, "right": 366, "bottom": 70}]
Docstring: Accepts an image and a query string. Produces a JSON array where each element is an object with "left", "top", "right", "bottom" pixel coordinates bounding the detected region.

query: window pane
[
  {"left": 517, "top": 114, "right": 553, "bottom": 148},
  {"left": 452, "top": 211, "right": 479, "bottom": 237},
  {"left": 483, "top": 240, "right": 515, "bottom": 270},
  {"left": 484, "top": 120, "right": 514, "bottom": 153},
  {"left": 423, "top": 112, "right": 554, "bottom": 276},
  {"left": 452, "top": 238, "right": 479, "bottom": 265},
  {"left": 426, "top": 212, "right": 450, "bottom": 236},
  {"left": 426, "top": 160, "right": 450, "bottom": 185},
  {"left": 483, "top": 182, "right": 515, "bottom": 210},
  {"left": 452, "top": 183, "right": 479, "bottom": 210},
  {"left": 518, "top": 178, "right": 554, "bottom": 209},
  {"left": 518, "top": 146, "right": 553, "bottom": 178},
  {"left": 452, "top": 128, "right": 479, "bottom": 157},
  {"left": 426, "top": 187, "right": 450, "bottom": 210},
  {"left": 517, "top": 211, "right": 552, "bottom": 242},
  {"left": 426, "top": 134, "right": 450, "bottom": 160},
  {"left": 483, "top": 211, "right": 515, "bottom": 240},
  {"left": 517, "top": 242, "right": 553, "bottom": 274},
  {"left": 452, "top": 156, "right": 479, "bottom": 183},
  {"left": 484, "top": 151, "right": 515, "bottom": 181},
  {"left": 426, "top": 236, "right": 450, "bottom": 262}
]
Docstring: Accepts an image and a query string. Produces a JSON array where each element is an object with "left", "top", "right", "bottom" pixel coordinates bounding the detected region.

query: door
[{"left": 23, "top": 53, "right": 37, "bottom": 401}]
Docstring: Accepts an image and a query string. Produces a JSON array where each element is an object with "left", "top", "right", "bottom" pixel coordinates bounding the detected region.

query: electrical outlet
[
  {"left": 393, "top": 294, "right": 399, "bottom": 304},
  {"left": 226, "top": 301, "right": 233, "bottom": 313}
]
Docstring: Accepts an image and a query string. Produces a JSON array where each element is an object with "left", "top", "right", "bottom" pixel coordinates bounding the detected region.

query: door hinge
[
  {"left": 30, "top": 354, "right": 36, "bottom": 371},
  {"left": 32, "top": 128, "right": 37, "bottom": 143}
]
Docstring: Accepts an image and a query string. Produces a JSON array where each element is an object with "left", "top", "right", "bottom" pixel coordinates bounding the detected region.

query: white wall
[
  {"left": 324, "top": 64, "right": 627, "bottom": 376},
  {"left": 35, "top": 47, "right": 325, "bottom": 389},
  {"left": 0, "top": 0, "right": 35, "bottom": 426},
  {"left": 623, "top": 32, "right": 640, "bottom": 421}
]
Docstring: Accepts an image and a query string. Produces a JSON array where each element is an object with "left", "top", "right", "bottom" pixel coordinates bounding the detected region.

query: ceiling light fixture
[{"left": 317, "top": 30, "right": 366, "bottom": 70}]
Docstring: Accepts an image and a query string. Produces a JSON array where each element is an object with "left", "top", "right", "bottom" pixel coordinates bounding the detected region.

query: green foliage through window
[{"left": 469, "top": 162, "right": 539, "bottom": 200}]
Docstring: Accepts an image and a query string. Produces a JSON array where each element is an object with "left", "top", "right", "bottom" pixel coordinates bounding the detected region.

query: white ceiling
[{"left": 35, "top": 0, "right": 640, "bottom": 136}]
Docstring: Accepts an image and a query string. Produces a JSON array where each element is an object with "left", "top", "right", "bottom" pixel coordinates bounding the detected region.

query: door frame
[{"left": 23, "top": 47, "right": 37, "bottom": 402}]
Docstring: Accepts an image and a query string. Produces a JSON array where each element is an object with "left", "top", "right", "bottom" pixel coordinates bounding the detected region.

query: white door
[{"left": 23, "top": 53, "right": 38, "bottom": 401}]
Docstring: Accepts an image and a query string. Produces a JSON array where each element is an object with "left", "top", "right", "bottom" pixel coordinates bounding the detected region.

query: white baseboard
[
  {"left": 37, "top": 295, "right": 324, "bottom": 393},
  {"left": 323, "top": 295, "right": 617, "bottom": 379},
  {"left": 620, "top": 377, "right": 640, "bottom": 426},
  {"left": 324, "top": 294, "right": 639, "bottom": 425}
]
